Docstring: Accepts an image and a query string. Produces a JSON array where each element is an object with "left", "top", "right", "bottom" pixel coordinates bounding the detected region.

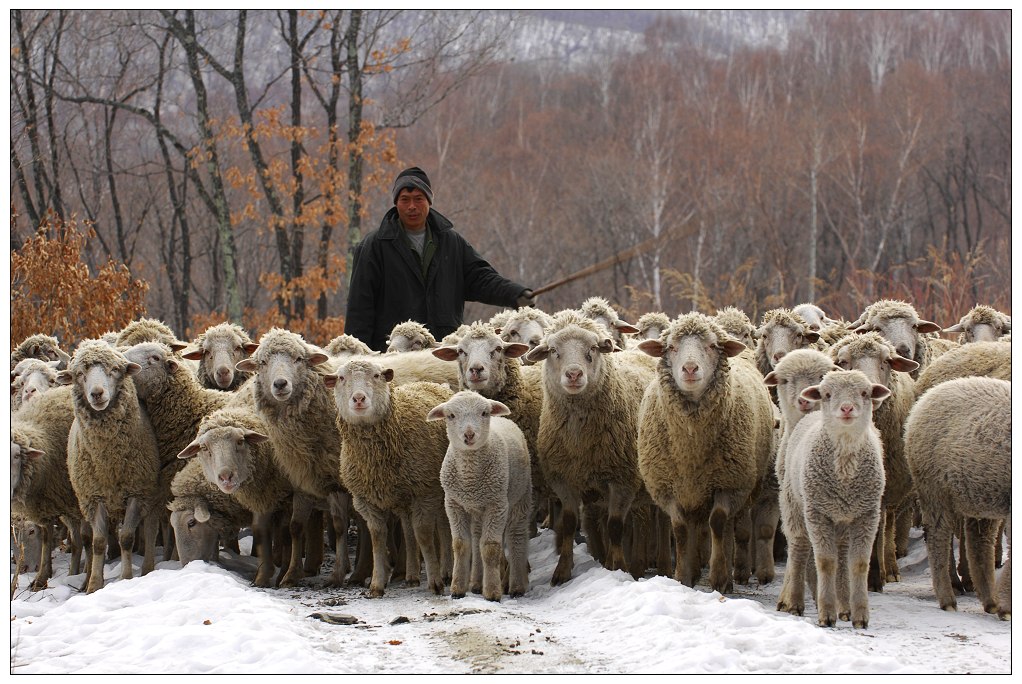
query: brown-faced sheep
[
  {"left": 637, "top": 313, "right": 774, "bottom": 593},
  {"left": 777, "top": 370, "right": 890, "bottom": 628},
  {"left": 10, "top": 333, "right": 71, "bottom": 370},
  {"left": 905, "top": 376, "right": 1011, "bottom": 620},
  {"left": 58, "top": 340, "right": 161, "bottom": 593},
  {"left": 181, "top": 322, "right": 255, "bottom": 391},
  {"left": 326, "top": 358, "right": 453, "bottom": 597},
  {"left": 943, "top": 305, "right": 1011, "bottom": 344}
]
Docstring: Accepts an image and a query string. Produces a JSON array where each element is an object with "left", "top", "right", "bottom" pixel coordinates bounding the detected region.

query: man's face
[{"left": 396, "top": 188, "right": 429, "bottom": 231}]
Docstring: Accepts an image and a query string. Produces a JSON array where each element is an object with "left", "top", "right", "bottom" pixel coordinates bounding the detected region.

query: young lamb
[
  {"left": 526, "top": 311, "right": 653, "bottom": 585},
  {"left": 776, "top": 370, "right": 890, "bottom": 628},
  {"left": 58, "top": 340, "right": 161, "bottom": 593},
  {"left": 177, "top": 407, "right": 296, "bottom": 587},
  {"left": 386, "top": 320, "right": 440, "bottom": 353},
  {"left": 10, "top": 333, "right": 71, "bottom": 370},
  {"left": 326, "top": 358, "right": 453, "bottom": 597},
  {"left": 181, "top": 322, "right": 255, "bottom": 391},
  {"left": 828, "top": 332, "right": 919, "bottom": 590},
  {"left": 754, "top": 308, "right": 823, "bottom": 377},
  {"left": 904, "top": 376, "right": 1011, "bottom": 620},
  {"left": 427, "top": 390, "right": 532, "bottom": 601},
  {"left": 636, "top": 313, "right": 775, "bottom": 593},
  {"left": 11, "top": 384, "right": 83, "bottom": 590},
  {"left": 848, "top": 299, "right": 947, "bottom": 380},
  {"left": 11, "top": 358, "right": 61, "bottom": 412},
  {"left": 943, "top": 305, "right": 1011, "bottom": 344},
  {"left": 235, "top": 328, "right": 354, "bottom": 587},
  {"left": 168, "top": 458, "right": 253, "bottom": 566}
]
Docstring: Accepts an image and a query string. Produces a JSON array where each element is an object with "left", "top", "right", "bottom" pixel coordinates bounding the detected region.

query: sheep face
[
  {"left": 759, "top": 319, "right": 816, "bottom": 369},
  {"left": 12, "top": 361, "right": 59, "bottom": 408},
  {"left": 856, "top": 310, "right": 941, "bottom": 361},
  {"left": 944, "top": 307, "right": 1010, "bottom": 343},
  {"left": 528, "top": 326, "right": 615, "bottom": 396},
  {"left": 427, "top": 391, "right": 511, "bottom": 451},
  {"left": 169, "top": 503, "right": 219, "bottom": 564},
  {"left": 236, "top": 331, "right": 330, "bottom": 406},
  {"left": 326, "top": 360, "right": 395, "bottom": 425},
  {"left": 61, "top": 353, "right": 140, "bottom": 412},
  {"left": 801, "top": 370, "right": 890, "bottom": 437},
  {"left": 185, "top": 325, "right": 251, "bottom": 389},
  {"left": 123, "top": 342, "right": 180, "bottom": 401},
  {"left": 434, "top": 329, "right": 529, "bottom": 394},
  {"left": 792, "top": 304, "right": 828, "bottom": 331},
  {"left": 178, "top": 426, "right": 269, "bottom": 495},
  {"left": 763, "top": 350, "right": 840, "bottom": 424},
  {"left": 11, "top": 438, "right": 43, "bottom": 501},
  {"left": 832, "top": 333, "right": 919, "bottom": 392},
  {"left": 386, "top": 324, "right": 437, "bottom": 354},
  {"left": 656, "top": 327, "right": 743, "bottom": 401},
  {"left": 500, "top": 317, "right": 547, "bottom": 352}
]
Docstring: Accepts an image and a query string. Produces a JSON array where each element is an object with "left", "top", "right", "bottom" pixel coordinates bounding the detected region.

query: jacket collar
[{"left": 378, "top": 206, "right": 453, "bottom": 239}]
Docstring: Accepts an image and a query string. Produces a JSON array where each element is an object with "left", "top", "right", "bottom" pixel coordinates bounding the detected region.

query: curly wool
[
  {"left": 635, "top": 312, "right": 672, "bottom": 340},
  {"left": 579, "top": 296, "right": 631, "bottom": 348},
  {"left": 191, "top": 322, "right": 254, "bottom": 391},
  {"left": 947, "top": 305, "right": 1011, "bottom": 344},
  {"left": 915, "top": 340, "right": 1011, "bottom": 398},
  {"left": 169, "top": 458, "right": 253, "bottom": 536},
  {"left": 116, "top": 317, "right": 182, "bottom": 348},
  {"left": 714, "top": 307, "right": 755, "bottom": 345},
  {"left": 324, "top": 334, "right": 374, "bottom": 358},
  {"left": 386, "top": 320, "right": 438, "bottom": 351}
]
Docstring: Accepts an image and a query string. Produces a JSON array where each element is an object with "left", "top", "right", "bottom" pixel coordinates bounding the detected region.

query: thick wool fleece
[
  {"left": 170, "top": 458, "right": 253, "bottom": 536},
  {"left": 116, "top": 317, "right": 182, "bottom": 348},
  {"left": 192, "top": 322, "right": 254, "bottom": 391},
  {"left": 915, "top": 340, "right": 1011, "bottom": 397},
  {"left": 11, "top": 385, "right": 79, "bottom": 526}
]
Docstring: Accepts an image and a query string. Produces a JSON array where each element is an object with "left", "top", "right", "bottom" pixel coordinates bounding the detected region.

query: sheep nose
[
  {"left": 23, "top": 387, "right": 36, "bottom": 399},
  {"left": 840, "top": 404, "right": 855, "bottom": 417},
  {"left": 896, "top": 344, "right": 911, "bottom": 359},
  {"left": 468, "top": 365, "right": 484, "bottom": 379},
  {"left": 90, "top": 388, "right": 106, "bottom": 401},
  {"left": 351, "top": 392, "right": 367, "bottom": 408},
  {"left": 772, "top": 351, "right": 786, "bottom": 363},
  {"left": 273, "top": 378, "right": 289, "bottom": 391},
  {"left": 798, "top": 397, "right": 812, "bottom": 411},
  {"left": 682, "top": 363, "right": 699, "bottom": 375},
  {"left": 215, "top": 367, "right": 232, "bottom": 382},
  {"left": 463, "top": 429, "right": 475, "bottom": 444},
  {"left": 564, "top": 369, "right": 583, "bottom": 383}
]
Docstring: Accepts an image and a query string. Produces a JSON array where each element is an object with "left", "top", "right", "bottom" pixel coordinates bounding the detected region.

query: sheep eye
[
  {"left": 458, "top": 349, "right": 467, "bottom": 357},
  {"left": 187, "top": 518, "right": 197, "bottom": 529},
  {"left": 509, "top": 331, "right": 519, "bottom": 339},
  {"left": 447, "top": 413, "right": 455, "bottom": 420},
  {"left": 373, "top": 373, "right": 380, "bottom": 379},
  {"left": 482, "top": 410, "right": 489, "bottom": 417}
]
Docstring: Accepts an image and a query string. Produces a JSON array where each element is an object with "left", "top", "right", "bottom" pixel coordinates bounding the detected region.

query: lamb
[
  {"left": 10, "top": 333, "right": 71, "bottom": 370},
  {"left": 177, "top": 407, "right": 297, "bottom": 587},
  {"left": 57, "top": 340, "right": 161, "bottom": 593},
  {"left": 386, "top": 320, "right": 440, "bottom": 353},
  {"left": 848, "top": 299, "right": 947, "bottom": 380},
  {"left": 636, "top": 313, "right": 775, "bottom": 593},
  {"left": 526, "top": 310, "right": 653, "bottom": 585},
  {"left": 11, "top": 358, "right": 61, "bottom": 412},
  {"left": 168, "top": 458, "right": 253, "bottom": 566},
  {"left": 714, "top": 307, "right": 757, "bottom": 350},
  {"left": 755, "top": 308, "right": 823, "bottom": 377},
  {"left": 578, "top": 296, "right": 639, "bottom": 349},
  {"left": 904, "top": 377, "right": 1011, "bottom": 620},
  {"left": 181, "top": 322, "right": 255, "bottom": 391},
  {"left": 427, "top": 390, "right": 532, "bottom": 601},
  {"left": 11, "top": 384, "right": 83, "bottom": 590},
  {"left": 776, "top": 370, "right": 890, "bottom": 628},
  {"left": 828, "top": 332, "right": 919, "bottom": 590},
  {"left": 943, "top": 305, "right": 1011, "bottom": 344},
  {"left": 635, "top": 312, "right": 672, "bottom": 342},
  {"left": 498, "top": 307, "right": 554, "bottom": 353},
  {"left": 235, "top": 328, "right": 354, "bottom": 587},
  {"left": 914, "top": 340, "right": 1011, "bottom": 398},
  {"left": 326, "top": 358, "right": 453, "bottom": 597}
]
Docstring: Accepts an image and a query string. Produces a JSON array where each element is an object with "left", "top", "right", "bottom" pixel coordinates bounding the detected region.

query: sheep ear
[
  {"left": 800, "top": 385, "right": 822, "bottom": 402},
  {"left": 383, "top": 368, "right": 395, "bottom": 383},
  {"left": 870, "top": 384, "right": 892, "bottom": 403},
  {"left": 425, "top": 404, "right": 447, "bottom": 422},
  {"left": 56, "top": 370, "right": 74, "bottom": 386},
  {"left": 502, "top": 343, "right": 530, "bottom": 359},
  {"left": 763, "top": 371, "right": 783, "bottom": 386},
  {"left": 525, "top": 344, "right": 551, "bottom": 362},
  {"left": 169, "top": 342, "right": 190, "bottom": 354},
  {"left": 243, "top": 430, "right": 270, "bottom": 446},
  {"left": 888, "top": 355, "right": 920, "bottom": 374},
  {"left": 322, "top": 373, "right": 338, "bottom": 389},
  {"left": 165, "top": 357, "right": 180, "bottom": 374},
  {"left": 1003, "top": 319, "right": 1011, "bottom": 332},
  {"left": 597, "top": 338, "right": 616, "bottom": 354},
  {"left": 720, "top": 340, "right": 747, "bottom": 357},
  {"left": 243, "top": 343, "right": 260, "bottom": 355},
  {"left": 194, "top": 501, "right": 211, "bottom": 524},
  {"left": 181, "top": 349, "right": 204, "bottom": 361},
  {"left": 637, "top": 340, "right": 665, "bottom": 358},
  {"left": 615, "top": 322, "right": 640, "bottom": 335},
  {"left": 942, "top": 323, "right": 965, "bottom": 334},
  {"left": 177, "top": 441, "right": 202, "bottom": 459},
  {"left": 55, "top": 348, "right": 71, "bottom": 370},
  {"left": 236, "top": 359, "right": 259, "bottom": 373},
  {"left": 432, "top": 346, "right": 460, "bottom": 362},
  {"left": 803, "top": 331, "right": 821, "bottom": 344},
  {"left": 489, "top": 400, "right": 512, "bottom": 417},
  {"left": 24, "top": 447, "right": 45, "bottom": 459},
  {"left": 915, "top": 320, "right": 942, "bottom": 334}
]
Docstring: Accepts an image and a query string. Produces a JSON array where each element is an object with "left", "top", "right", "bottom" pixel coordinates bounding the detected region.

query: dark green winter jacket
[{"left": 344, "top": 207, "right": 528, "bottom": 352}]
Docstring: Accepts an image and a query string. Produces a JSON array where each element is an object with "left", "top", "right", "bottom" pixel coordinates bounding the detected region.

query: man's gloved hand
[{"left": 516, "top": 289, "right": 537, "bottom": 308}]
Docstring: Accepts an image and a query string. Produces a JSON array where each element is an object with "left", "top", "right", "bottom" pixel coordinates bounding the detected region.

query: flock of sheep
[{"left": 10, "top": 296, "right": 1012, "bottom": 630}]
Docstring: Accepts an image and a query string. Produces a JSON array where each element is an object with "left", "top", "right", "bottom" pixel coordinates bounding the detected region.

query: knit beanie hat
[{"left": 392, "top": 167, "right": 433, "bottom": 205}]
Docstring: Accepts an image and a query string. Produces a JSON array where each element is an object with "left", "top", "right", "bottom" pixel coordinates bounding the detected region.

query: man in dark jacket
[{"left": 344, "top": 166, "right": 535, "bottom": 352}]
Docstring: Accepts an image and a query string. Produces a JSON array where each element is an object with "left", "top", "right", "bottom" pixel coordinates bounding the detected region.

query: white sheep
[
  {"left": 578, "top": 296, "right": 639, "bottom": 350},
  {"left": 181, "top": 321, "right": 255, "bottom": 391},
  {"left": 755, "top": 308, "right": 823, "bottom": 377},
  {"left": 11, "top": 358, "right": 61, "bottom": 412},
  {"left": 637, "top": 313, "right": 775, "bottom": 592},
  {"left": 386, "top": 320, "right": 440, "bottom": 353},
  {"left": 914, "top": 339, "right": 1011, "bottom": 398},
  {"left": 942, "top": 305, "right": 1011, "bottom": 344},
  {"left": 498, "top": 307, "right": 553, "bottom": 355},
  {"left": 848, "top": 299, "right": 948, "bottom": 380},
  {"left": 324, "top": 334, "right": 376, "bottom": 362},
  {"left": 526, "top": 311, "right": 653, "bottom": 585},
  {"left": 714, "top": 307, "right": 757, "bottom": 350},
  {"left": 326, "top": 358, "right": 453, "bottom": 597},
  {"left": 58, "top": 340, "right": 161, "bottom": 593},
  {"left": 904, "top": 376, "right": 1011, "bottom": 620},
  {"left": 776, "top": 369, "right": 891, "bottom": 628},
  {"left": 427, "top": 390, "right": 532, "bottom": 601}
]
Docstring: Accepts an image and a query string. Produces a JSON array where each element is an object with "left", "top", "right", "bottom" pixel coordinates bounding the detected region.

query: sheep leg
[
  {"left": 61, "top": 516, "right": 83, "bottom": 577},
  {"left": 279, "top": 494, "right": 311, "bottom": 587},
  {"left": 347, "top": 511, "right": 373, "bottom": 587},
  {"left": 957, "top": 518, "right": 974, "bottom": 592},
  {"left": 400, "top": 512, "right": 422, "bottom": 588},
  {"left": 273, "top": 511, "right": 293, "bottom": 586},
  {"left": 995, "top": 519, "right": 1005, "bottom": 568},
  {"left": 249, "top": 511, "right": 275, "bottom": 588},
  {"left": 811, "top": 521, "right": 839, "bottom": 627},
  {"left": 325, "top": 490, "right": 351, "bottom": 587},
  {"left": 996, "top": 517, "right": 1011, "bottom": 621},
  {"left": 86, "top": 503, "right": 109, "bottom": 594},
  {"left": 505, "top": 496, "right": 532, "bottom": 598},
  {"left": 303, "top": 508, "right": 324, "bottom": 576},
  {"left": 28, "top": 523, "right": 54, "bottom": 592},
  {"left": 479, "top": 503, "right": 509, "bottom": 602},
  {"left": 605, "top": 482, "right": 637, "bottom": 573},
  {"left": 708, "top": 491, "right": 738, "bottom": 594},
  {"left": 733, "top": 508, "right": 752, "bottom": 586},
  {"left": 119, "top": 497, "right": 143, "bottom": 580},
  {"left": 140, "top": 511, "right": 158, "bottom": 575},
  {"left": 582, "top": 503, "right": 606, "bottom": 564},
  {"left": 551, "top": 491, "right": 581, "bottom": 586},
  {"left": 435, "top": 513, "right": 453, "bottom": 584},
  {"left": 776, "top": 533, "right": 810, "bottom": 616},
  {"left": 410, "top": 503, "right": 445, "bottom": 595},
  {"left": 753, "top": 497, "right": 779, "bottom": 586},
  {"left": 849, "top": 522, "right": 875, "bottom": 629},
  {"left": 469, "top": 516, "right": 483, "bottom": 594},
  {"left": 354, "top": 498, "right": 391, "bottom": 598},
  {"left": 867, "top": 512, "right": 886, "bottom": 593},
  {"left": 965, "top": 517, "right": 999, "bottom": 614},
  {"left": 836, "top": 534, "right": 851, "bottom": 621},
  {"left": 447, "top": 500, "right": 473, "bottom": 599},
  {"left": 671, "top": 512, "right": 702, "bottom": 587},
  {"left": 921, "top": 508, "right": 957, "bottom": 611},
  {"left": 895, "top": 505, "right": 913, "bottom": 559},
  {"left": 883, "top": 508, "right": 900, "bottom": 582}
]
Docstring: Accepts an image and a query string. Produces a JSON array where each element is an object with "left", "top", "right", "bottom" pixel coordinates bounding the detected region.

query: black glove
[{"left": 516, "top": 289, "right": 536, "bottom": 308}]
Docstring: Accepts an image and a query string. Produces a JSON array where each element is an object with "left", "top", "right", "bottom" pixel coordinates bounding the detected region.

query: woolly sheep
[
  {"left": 11, "top": 384, "right": 83, "bottom": 590},
  {"left": 10, "top": 333, "right": 71, "bottom": 370},
  {"left": 637, "top": 313, "right": 774, "bottom": 592},
  {"left": 914, "top": 340, "right": 1011, "bottom": 398},
  {"left": 116, "top": 317, "right": 187, "bottom": 348},
  {"left": 326, "top": 358, "right": 453, "bottom": 597},
  {"left": 181, "top": 322, "right": 255, "bottom": 391},
  {"left": 578, "top": 296, "right": 639, "bottom": 350},
  {"left": 791, "top": 303, "right": 840, "bottom": 332},
  {"left": 943, "top": 305, "right": 1011, "bottom": 344},
  {"left": 498, "top": 307, "right": 554, "bottom": 354},
  {"left": 427, "top": 390, "right": 532, "bottom": 601},
  {"left": 235, "top": 328, "right": 355, "bottom": 587},
  {"left": 386, "top": 320, "right": 440, "bottom": 353},
  {"left": 714, "top": 307, "right": 757, "bottom": 349},
  {"left": 526, "top": 310, "right": 653, "bottom": 585},
  {"left": 848, "top": 299, "right": 945, "bottom": 380},
  {"left": 440, "top": 324, "right": 473, "bottom": 348},
  {"left": 168, "top": 458, "right": 253, "bottom": 567},
  {"left": 11, "top": 358, "right": 61, "bottom": 412},
  {"left": 635, "top": 312, "right": 672, "bottom": 342},
  {"left": 178, "top": 407, "right": 297, "bottom": 587},
  {"left": 755, "top": 308, "right": 823, "bottom": 377},
  {"left": 829, "top": 332, "right": 919, "bottom": 590},
  {"left": 324, "top": 334, "right": 375, "bottom": 362},
  {"left": 776, "top": 369, "right": 890, "bottom": 628},
  {"left": 487, "top": 309, "right": 515, "bottom": 333},
  {"left": 58, "top": 340, "right": 161, "bottom": 593},
  {"left": 904, "top": 377, "right": 1011, "bottom": 620}
]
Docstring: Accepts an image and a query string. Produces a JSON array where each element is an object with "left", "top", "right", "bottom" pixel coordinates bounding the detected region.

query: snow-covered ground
[{"left": 10, "top": 527, "right": 1011, "bottom": 674}]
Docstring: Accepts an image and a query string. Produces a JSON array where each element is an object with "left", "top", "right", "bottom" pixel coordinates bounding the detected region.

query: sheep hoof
[
  {"left": 404, "top": 577, "right": 420, "bottom": 588},
  {"left": 939, "top": 600, "right": 958, "bottom": 612},
  {"left": 368, "top": 586, "right": 386, "bottom": 598},
  {"left": 853, "top": 618, "right": 869, "bottom": 629},
  {"left": 508, "top": 590, "right": 525, "bottom": 599},
  {"left": 451, "top": 592, "right": 465, "bottom": 599},
  {"left": 998, "top": 611, "right": 1011, "bottom": 621},
  {"left": 818, "top": 614, "right": 837, "bottom": 628},
  {"left": 484, "top": 593, "right": 502, "bottom": 603}
]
